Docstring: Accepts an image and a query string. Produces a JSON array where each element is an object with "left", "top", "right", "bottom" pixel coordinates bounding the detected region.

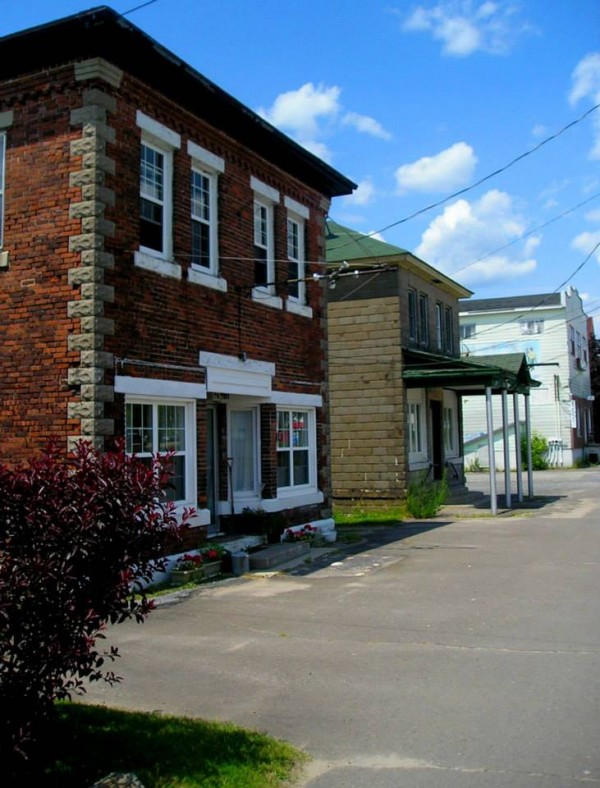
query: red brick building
[{"left": 0, "top": 8, "right": 354, "bottom": 536}]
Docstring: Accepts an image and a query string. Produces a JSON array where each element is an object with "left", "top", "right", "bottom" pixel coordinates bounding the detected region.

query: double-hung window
[
  {"left": 435, "top": 303, "right": 444, "bottom": 351},
  {"left": 520, "top": 319, "right": 544, "bottom": 335},
  {"left": 284, "top": 197, "right": 310, "bottom": 315},
  {"left": 188, "top": 141, "right": 225, "bottom": 290},
  {"left": 136, "top": 112, "right": 181, "bottom": 277},
  {"left": 444, "top": 306, "right": 454, "bottom": 354},
  {"left": 251, "top": 176, "right": 281, "bottom": 308},
  {"left": 125, "top": 399, "right": 194, "bottom": 504},
  {"left": 418, "top": 293, "right": 429, "bottom": 347},
  {"left": 277, "top": 409, "right": 315, "bottom": 490},
  {"left": 0, "top": 131, "right": 5, "bottom": 248},
  {"left": 408, "top": 390, "right": 427, "bottom": 464},
  {"left": 408, "top": 289, "right": 417, "bottom": 341}
]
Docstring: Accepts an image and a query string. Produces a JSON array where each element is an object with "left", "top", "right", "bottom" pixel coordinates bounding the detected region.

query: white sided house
[{"left": 460, "top": 289, "right": 593, "bottom": 469}]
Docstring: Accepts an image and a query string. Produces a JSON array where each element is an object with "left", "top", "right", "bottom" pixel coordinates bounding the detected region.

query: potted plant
[
  {"left": 170, "top": 553, "right": 203, "bottom": 586},
  {"left": 283, "top": 524, "right": 319, "bottom": 545},
  {"left": 198, "top": 543, "right": 226, "bottom": 579}
]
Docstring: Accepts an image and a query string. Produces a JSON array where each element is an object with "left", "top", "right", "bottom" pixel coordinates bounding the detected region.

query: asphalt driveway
[{"left": 85, "top": 468, "right": 600, "bottom": 786}]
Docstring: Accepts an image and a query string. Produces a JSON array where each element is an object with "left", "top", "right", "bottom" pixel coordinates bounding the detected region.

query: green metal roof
[
  {"left": 402, "top": 350, "right": 540, "bottom": 394},
  {"left": 326, "top": 220, "right": 409, "bottom": 263}
]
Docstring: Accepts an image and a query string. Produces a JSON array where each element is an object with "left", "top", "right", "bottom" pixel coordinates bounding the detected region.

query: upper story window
[
  {"left": 284, "top": 197, "right": 312, "bottom": 317},
  {"left": 136, "top": 112, "right": 181, "bottom": 278},
  {"left": 0, "top": 131, "right": 5, "bottom": 248},
  {"left": 188, "top": 141, "right": 225, "bottom": 290},
  {"left": 460, "top": 323, "right": 476, "bottom": 340},
  {"left": 418, "top": 293, "right": 429, "bottom": 347},
  {"left": 444, "top": 306, "right": 454, "bottom": 354},
  {"left": 251, "top": 176, "right": 282, "bottom": 310},
  {"left": 520, "top": 319, "right": 544, "bottom": 335},
  {"left": 569, "top": 325, "right": 576, "bottom": 355},
  {"left": 408, "top": 289, "right": 418, "bottom": 341},
  {"left": 435, "top": 303, "right": 444, "bottom": 351}
]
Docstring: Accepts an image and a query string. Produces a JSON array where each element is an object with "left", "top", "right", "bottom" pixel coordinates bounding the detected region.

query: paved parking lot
[{"left": 86, "top": 468, "right": 600, "bottom": 787}]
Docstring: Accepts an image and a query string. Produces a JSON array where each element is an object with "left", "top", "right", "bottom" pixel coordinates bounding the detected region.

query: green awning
[{"left": 402, "top": 350, "right": 540, "bottom": 394}]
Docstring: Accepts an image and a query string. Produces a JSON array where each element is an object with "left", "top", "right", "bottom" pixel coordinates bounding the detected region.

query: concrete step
[{"left": 248, "top": 541, "right": 310, "bottom": 570}]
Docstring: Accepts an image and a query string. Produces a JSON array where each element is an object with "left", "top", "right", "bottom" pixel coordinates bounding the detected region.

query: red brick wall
[
  {"left": 1, "top": 64, "right": 331, "bottom": 513},
  {"left": 0, "top": 68, "right": 82, "bottom": 463}
]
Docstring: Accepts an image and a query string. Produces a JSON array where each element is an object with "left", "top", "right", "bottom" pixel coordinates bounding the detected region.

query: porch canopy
[{"left": 403, "top": 349, "right": 541, "bottom": 514}]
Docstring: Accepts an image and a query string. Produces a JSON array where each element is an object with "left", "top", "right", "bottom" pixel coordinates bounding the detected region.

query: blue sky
[{"left": 3, "top": 1, "right": 600, "bottom": 328}]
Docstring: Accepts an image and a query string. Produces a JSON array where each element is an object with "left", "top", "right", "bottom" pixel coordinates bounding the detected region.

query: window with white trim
[
  {"left": 408, "top": 391, "right": 427, "bottom": 463},
  {"left": 189, "top": 141, "right": 224, "bottom": 278},
  {"left": 460, "top": 323, "right": 476, "bottom": 340},
  {"left": 287, "top": 214, "right": 305, "bottom": 302},
  {"left": 418, "top": 293, "right": 429, "bottom": 347},
  {"left": 254, "top": 198, "right": 274, "bottom": 289},
  {"left": 520, "top": 319, "right": 544, "bottom": 335},
  {"left": 136, "top": 113, "right": 180, "bottom": 266},
  {"left": 0, "top": 131, "right": 5, "bottom": 248},
  {"left": 125, "top": 399, "right": 195, "bottom": 504},
  {"left": 230, "top": 407, "right": 260, "bottom": 497},
  {"left": 277, "top": 409, "right": 315, "bottom": 490}
]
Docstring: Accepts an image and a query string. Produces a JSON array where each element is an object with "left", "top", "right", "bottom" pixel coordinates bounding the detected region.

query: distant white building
[{"left": 459, "top": 288, "right": 593, "bottom": 469}]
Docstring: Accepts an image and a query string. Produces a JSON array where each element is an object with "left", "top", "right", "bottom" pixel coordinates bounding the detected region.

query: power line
[{"left": 332, "top": 102, "right": 600, "bottom": 252}]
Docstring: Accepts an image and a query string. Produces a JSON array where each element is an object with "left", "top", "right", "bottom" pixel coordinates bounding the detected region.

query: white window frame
[
  {"left": 251, "top": 176, "right": 282, "bottom": 310},
  {"left": 284, "top": 197, "right": 312, "bottom": 318},
  {"left": 135, "top": 112, "right": 181, "bottom": 278},
  {"left": 435, "top": 302, "right": 443, "bottom": 351},
  {"left": 187, "top": 140, "right": 226, "bottom": 292},
  {"left": 276, "top": 407, "right": 317, "bottom": 494},
  {"left": 124, "top": 396, "right": 196, "bottom": 507},
  {"left": 408, "top": 390, "right": 427, "bottom": 464},
  {"left": 520, "top": 319, "right": 544, "bottom": 335},
  {"left": 442, "top": 392, "right": 459, "bottom": 458}
]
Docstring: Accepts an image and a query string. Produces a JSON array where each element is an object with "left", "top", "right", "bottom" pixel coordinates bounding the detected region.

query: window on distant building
[
  {"left": 444, "top": 306, "right": 454, "bottom": 354},
  {"left": 418, "top": 293, "right": 429, "bottom": 347},
  {"left": 460, "top": 323, "right": 476, "bottom": 340},
  {"left": 520, "top": 319, "right": 544, "bottom": 335},
  {"left": 125, "top": 399, "right": 194, "bottom": 504},
  {"left": 569, "top": 325, "right": 576, "bottom": 355},
  {"left": 435, "top": 303, "right": 443, "bottom": 351},
  {"left": 408, "top": 289, "right": 417, "bottom": 341},
  {"left": 276, "top": 409, "right": 316, "bottom": 490}
]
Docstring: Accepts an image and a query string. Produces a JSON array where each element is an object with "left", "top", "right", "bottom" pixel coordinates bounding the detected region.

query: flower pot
[
  {"left": 201, "top": 560, "right": 222, "bottom": 580},
  {"left": 170, "top": 568, "right": 202, "bottom": 586}
]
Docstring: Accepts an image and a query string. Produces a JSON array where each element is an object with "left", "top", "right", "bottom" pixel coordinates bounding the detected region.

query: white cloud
[
  {"left": 584, "top": 208, "right": 600, "bottom": 222},
  {"left": 415, "top": 189, "right": 538, "bottom": 284},
  {"left": 395, "top": 142, "right": 477, "bottom": 193},
  {"left": 344, "top": 178, "right": 376, "bottom": 206},
  {"left": 401, "top": 1, "right": 531, "bottom": 57},
  {"left": 258, "top": 83, "right": 391, "bottom": 163},
  {"left": 342, "top": 112, "right": 392, "bottom": 140},
  {"left": 258, "top": 82, "right": 340, "bottom": 137},
  {"left": 568, "top": 52, "right": 600, "bottom": 160},
  {"left": 572, "top": 230, "right": 600, "bottom": 264},
  {"left": 532, "top": 124, "right": 547, "bottom": 138}
]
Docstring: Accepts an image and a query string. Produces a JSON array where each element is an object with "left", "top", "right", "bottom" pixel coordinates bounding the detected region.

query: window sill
[
  {"left": 251, "top": 288, "right": 283, "bottom": 310},
  {"left": 188, "top": 266, "right": 227, "bottom": 292},
  {"left": 134, "top": 250, "right": 181, "bottom": 279},
  {"left": 286, "top": 300, "right": 313, "bottom": 318}
]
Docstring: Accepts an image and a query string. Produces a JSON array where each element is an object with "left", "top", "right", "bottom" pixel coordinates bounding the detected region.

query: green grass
[
  {"left": 32, "top": 702, "right": 307, "bottom": 787},
  {"left": 334, "top": 502, "right": 407, "bottom": 527}
]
